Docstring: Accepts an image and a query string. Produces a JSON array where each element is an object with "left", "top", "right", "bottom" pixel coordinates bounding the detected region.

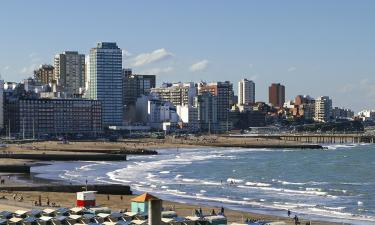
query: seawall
[
  {"left": 0, "top": 184, "right": 132, "bottom": 195},
  {"left": 0, "top": 153, "right": 127, "bottom": 161}
]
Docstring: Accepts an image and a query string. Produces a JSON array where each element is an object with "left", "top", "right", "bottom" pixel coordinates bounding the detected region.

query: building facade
[
  {"left": 314, "top": 96, "right": 332, "bottom": 122},
  {"left": 194, "top": 92, "right": 218, "bottom": 132},
  {"left": 268, "top": 83, "right": 285, "bottom": 107},
  {"left": 5, "top": 98, "right": 102, "bottom": 138},
  {"left": 238, "top": 79, "right": 255, "bottom": 105},
  {"left": 198, "top": 81, "right": 233, "bottom": 131},
  {"left": 54, "top": 51, "right": 85, "bottom": 97},
  {"left": 123, "top": 69, "right": 156, "bottom": 106},
  {"left": 86, "top": 42, "right": 123, "bottom": 126},
  {"left": 151, "top": 82, "right": 197, "bottom": 107},
  {"left": 34, "top": 64, "right": 55, "bottom": 84}
]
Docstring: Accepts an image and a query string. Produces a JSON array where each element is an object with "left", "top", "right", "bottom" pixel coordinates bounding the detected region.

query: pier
[{"left": 229, "top": 134, "right": 375, "bottom": 144}]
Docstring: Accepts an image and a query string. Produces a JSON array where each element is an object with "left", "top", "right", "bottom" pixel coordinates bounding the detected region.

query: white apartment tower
[
  {"left": 238, "top": 79, "right": 255, "bottom": 105},
  {"left": 54, "top": 51, "right": 85, "bottom": 96},
  {"left": 314, "top": 96, "right": 332, "bottom": 122}
]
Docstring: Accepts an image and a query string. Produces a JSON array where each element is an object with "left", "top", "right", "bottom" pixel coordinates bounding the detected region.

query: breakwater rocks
[
  {"left": 0, "top": 164, "right": 31, "bottom": 173},
  {"left": 0, "top": 153, "right": 127, "bottom": 161},
  {"left": 0, "top": 184, "right": 132, "bottom": 195},
  {"left": 206, "top": 143, "right": 323, "bottom": 149}
]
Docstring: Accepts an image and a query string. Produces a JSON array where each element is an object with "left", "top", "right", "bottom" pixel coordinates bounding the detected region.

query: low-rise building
[{"left": 4, "top": 98, "right": 102, "bottom": 138}]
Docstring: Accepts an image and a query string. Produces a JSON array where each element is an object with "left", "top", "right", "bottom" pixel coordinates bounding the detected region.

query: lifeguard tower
[
  {"left": 76, "top": 191, "right": 97, "bottom": 208},
  {"left": 131, "top": 193, "right": 160, "bottom": 216}
]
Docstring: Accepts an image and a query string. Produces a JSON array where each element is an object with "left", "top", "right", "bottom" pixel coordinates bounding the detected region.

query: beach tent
[
  {"left": 22, "top": 216, "right": 38, "bottom": 225},
  {"left": 9, "top": 217, "right": 24, "bottom": 225},
  {"left": 55, "top": 208, "right": 70, "bottom": 217},
  {"left": 15, "top": 210, "right": 28, "bottom": 218},
  {"left": 87, "top": 207, "right": 110, "bottom": 215},
  {"left": 81, "top": 214, "right": 96, "bottom": 224},
  {"left": 161, "top": 211, "right": 178, "bottom": 219},
  {"left": 0, "top": 211, "right": 13, "bottom": 219},
  {"left": 205, "top": 215, "right": 227, "bottom": 225},
  {"left": 69, "top": 208, "right": 84, "bottom": 214},
  {"left": 130, "top": 219, "right": 146, "bottom": 225},
  {"left": 51, "top": 216, "right": 67, "bottom": 225},
  {"left": 0, "top": 219, "right": 7, "bottom": 225},
  {"left": 43, "top": 209, "right": 56, "bottom": 217},
  {"left": 27, "top": 210, "right": 43, "bottom": 218},
  {"left": 109, "top": 212, "right": 124, "bottom": 222}
]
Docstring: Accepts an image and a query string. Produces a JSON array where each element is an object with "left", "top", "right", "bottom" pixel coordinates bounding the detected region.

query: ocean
[{"left": 32, "top": 144, "right": 375, "bottom": 224}]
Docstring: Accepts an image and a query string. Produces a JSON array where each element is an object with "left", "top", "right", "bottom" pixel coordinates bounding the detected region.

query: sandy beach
[{"left": 0, "top": 190, "right": 341, "bottom": 225}]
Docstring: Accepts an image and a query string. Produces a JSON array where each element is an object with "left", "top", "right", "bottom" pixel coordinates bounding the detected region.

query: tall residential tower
[
  {"left": 268, "top": 83, "right": 285, "bottom": 107},
  {"left": 238, "top": 79, "right": 255, "bottom": 105},
  {"left": 54, "top": 51, "right": 85, "bottom": 97},
  {"left": 86, "top": 42, "right": 123, "bottom": 127}
]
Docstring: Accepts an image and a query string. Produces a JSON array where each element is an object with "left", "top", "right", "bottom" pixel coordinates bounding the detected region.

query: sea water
[{"left": 32, "top": 144, "right": 375, "bottom": 224}]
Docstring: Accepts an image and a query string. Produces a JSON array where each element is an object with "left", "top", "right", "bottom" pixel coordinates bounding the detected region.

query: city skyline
[{"left": 0, "top": 1, "right": 374, "bottom": 111}]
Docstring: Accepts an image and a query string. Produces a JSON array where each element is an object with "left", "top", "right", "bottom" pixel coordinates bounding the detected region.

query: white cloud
[
  {"left": 132, "top": 48, "right": 173, "bottom": 67},
  {"left": 190, "top": 60, "right": 209, "bottom": 72},
  {"left": 287, "top": 66, "right": 297, "bottom": 72},
  {"left": 249, "top": 64, "right": 254, "bottom": 69},
  {"left": 20, "top": 64, "right": 39, "bottom": 75},
  {"left": 3, "top": 66, "right": 10, "bottom": 71},
  {"left": 140, "top": 67, "right": 174, "bottom": 75},
  {"left": 122, "top": 49, "right": 132, "bottom": 58}
]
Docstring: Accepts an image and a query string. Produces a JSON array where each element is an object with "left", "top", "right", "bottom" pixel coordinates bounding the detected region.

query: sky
[{"left": 0, "top": 0, "right": 374, "bottom": 112}]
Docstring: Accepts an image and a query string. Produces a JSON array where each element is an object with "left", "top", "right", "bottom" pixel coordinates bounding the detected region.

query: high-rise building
[
  {"left": 123, "top": 69, "right": 156, "bottom": 106},
  {"left": 86, "top": 42, "right": 123, "bottom": 126},
  {"left": 194, "top": 92, "right": 218, "bottom": 132},
  {"left": 198, "top": 81, "right": 233, "bottom": 131},
  {"left": 314, "top": 96, "right": 332, "bottom": 122},
  {"left": 54, "top": 51, "right": 85, "bottom": 97},
  {"left": 238, "top": 79, "right": 255, "bottom": 105},
  {"left": 268, "top": 83, "right": 285, "bottom": 107},
  {"left": 151, "top": 82, "right": 197, "bottom": 107},
  {"left": 34, "top": 64, "right": 55, "bottom": 84}
]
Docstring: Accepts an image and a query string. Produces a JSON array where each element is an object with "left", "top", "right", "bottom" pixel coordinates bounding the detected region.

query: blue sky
[{"left": 0, "top": 0, "right": 374, "bottom": 111}]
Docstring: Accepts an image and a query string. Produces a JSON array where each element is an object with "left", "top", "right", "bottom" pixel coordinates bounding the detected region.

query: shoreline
[
  {"left": 0, "top": 160, "right": 345, "bottom": 225},
  {"left": 0, "top": 139, "right": 369, "bottom": 225}
]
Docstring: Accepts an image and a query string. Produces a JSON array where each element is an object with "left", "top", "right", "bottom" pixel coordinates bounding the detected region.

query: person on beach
[
  {"left": 293, "top": 215, "right": 300, "bottom": 225},
  {"left": 199, "top": 208, "right": 203, "bottom": 216},
  {"left": 220, "top": 206, "right": 225, "bottom": 215},
  {"left": 288, "top": 209, "right": 291, "bottom": 217}
]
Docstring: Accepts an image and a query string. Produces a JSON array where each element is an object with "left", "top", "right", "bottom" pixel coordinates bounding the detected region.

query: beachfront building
[
  {"left": 123, "top": 69, "right": 156, "bottom": 106},
  {"left": 86, "top": 42, "right": 123, "bottom": 127},
  {"left": 123, "top": 69, "right": 156, "bottom": 124},
  {"left": 358, "top": 110, "right": 375, "bottom": 121},
  {"left": 176, "top": 105, "right": 199, "bottom": 131},
  {"left": 238, "top": 79, "right": 255, "bottom": 105},
  {"left": 151, "top": 82, "right": 197, "bottom": 107},
  {"left": 54, "top": 51, "right": 86, "bottom": 97},
  {"left": 314, "top": 96, "right": 332, "bottom": 122},
  {"left": 268, "top": 83, "right": 285, "bottom": 107},
  {"left": 34, "top": 64, "right": 55, "bottom": 85},
  {"left": 332, "top": 107, "right": 354, "bottom": 120},
  {"left": 147, "top": 99, "right": 179, "bottom": 130},
  {"left": 4, "top": 98, "right": 102, "bottom": 138},
  {"left": 198, "top": 81, "right": 233, "bottom": 132},
  {"left": 195, "top": 92, "right": 218, "bottom": 132}
]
